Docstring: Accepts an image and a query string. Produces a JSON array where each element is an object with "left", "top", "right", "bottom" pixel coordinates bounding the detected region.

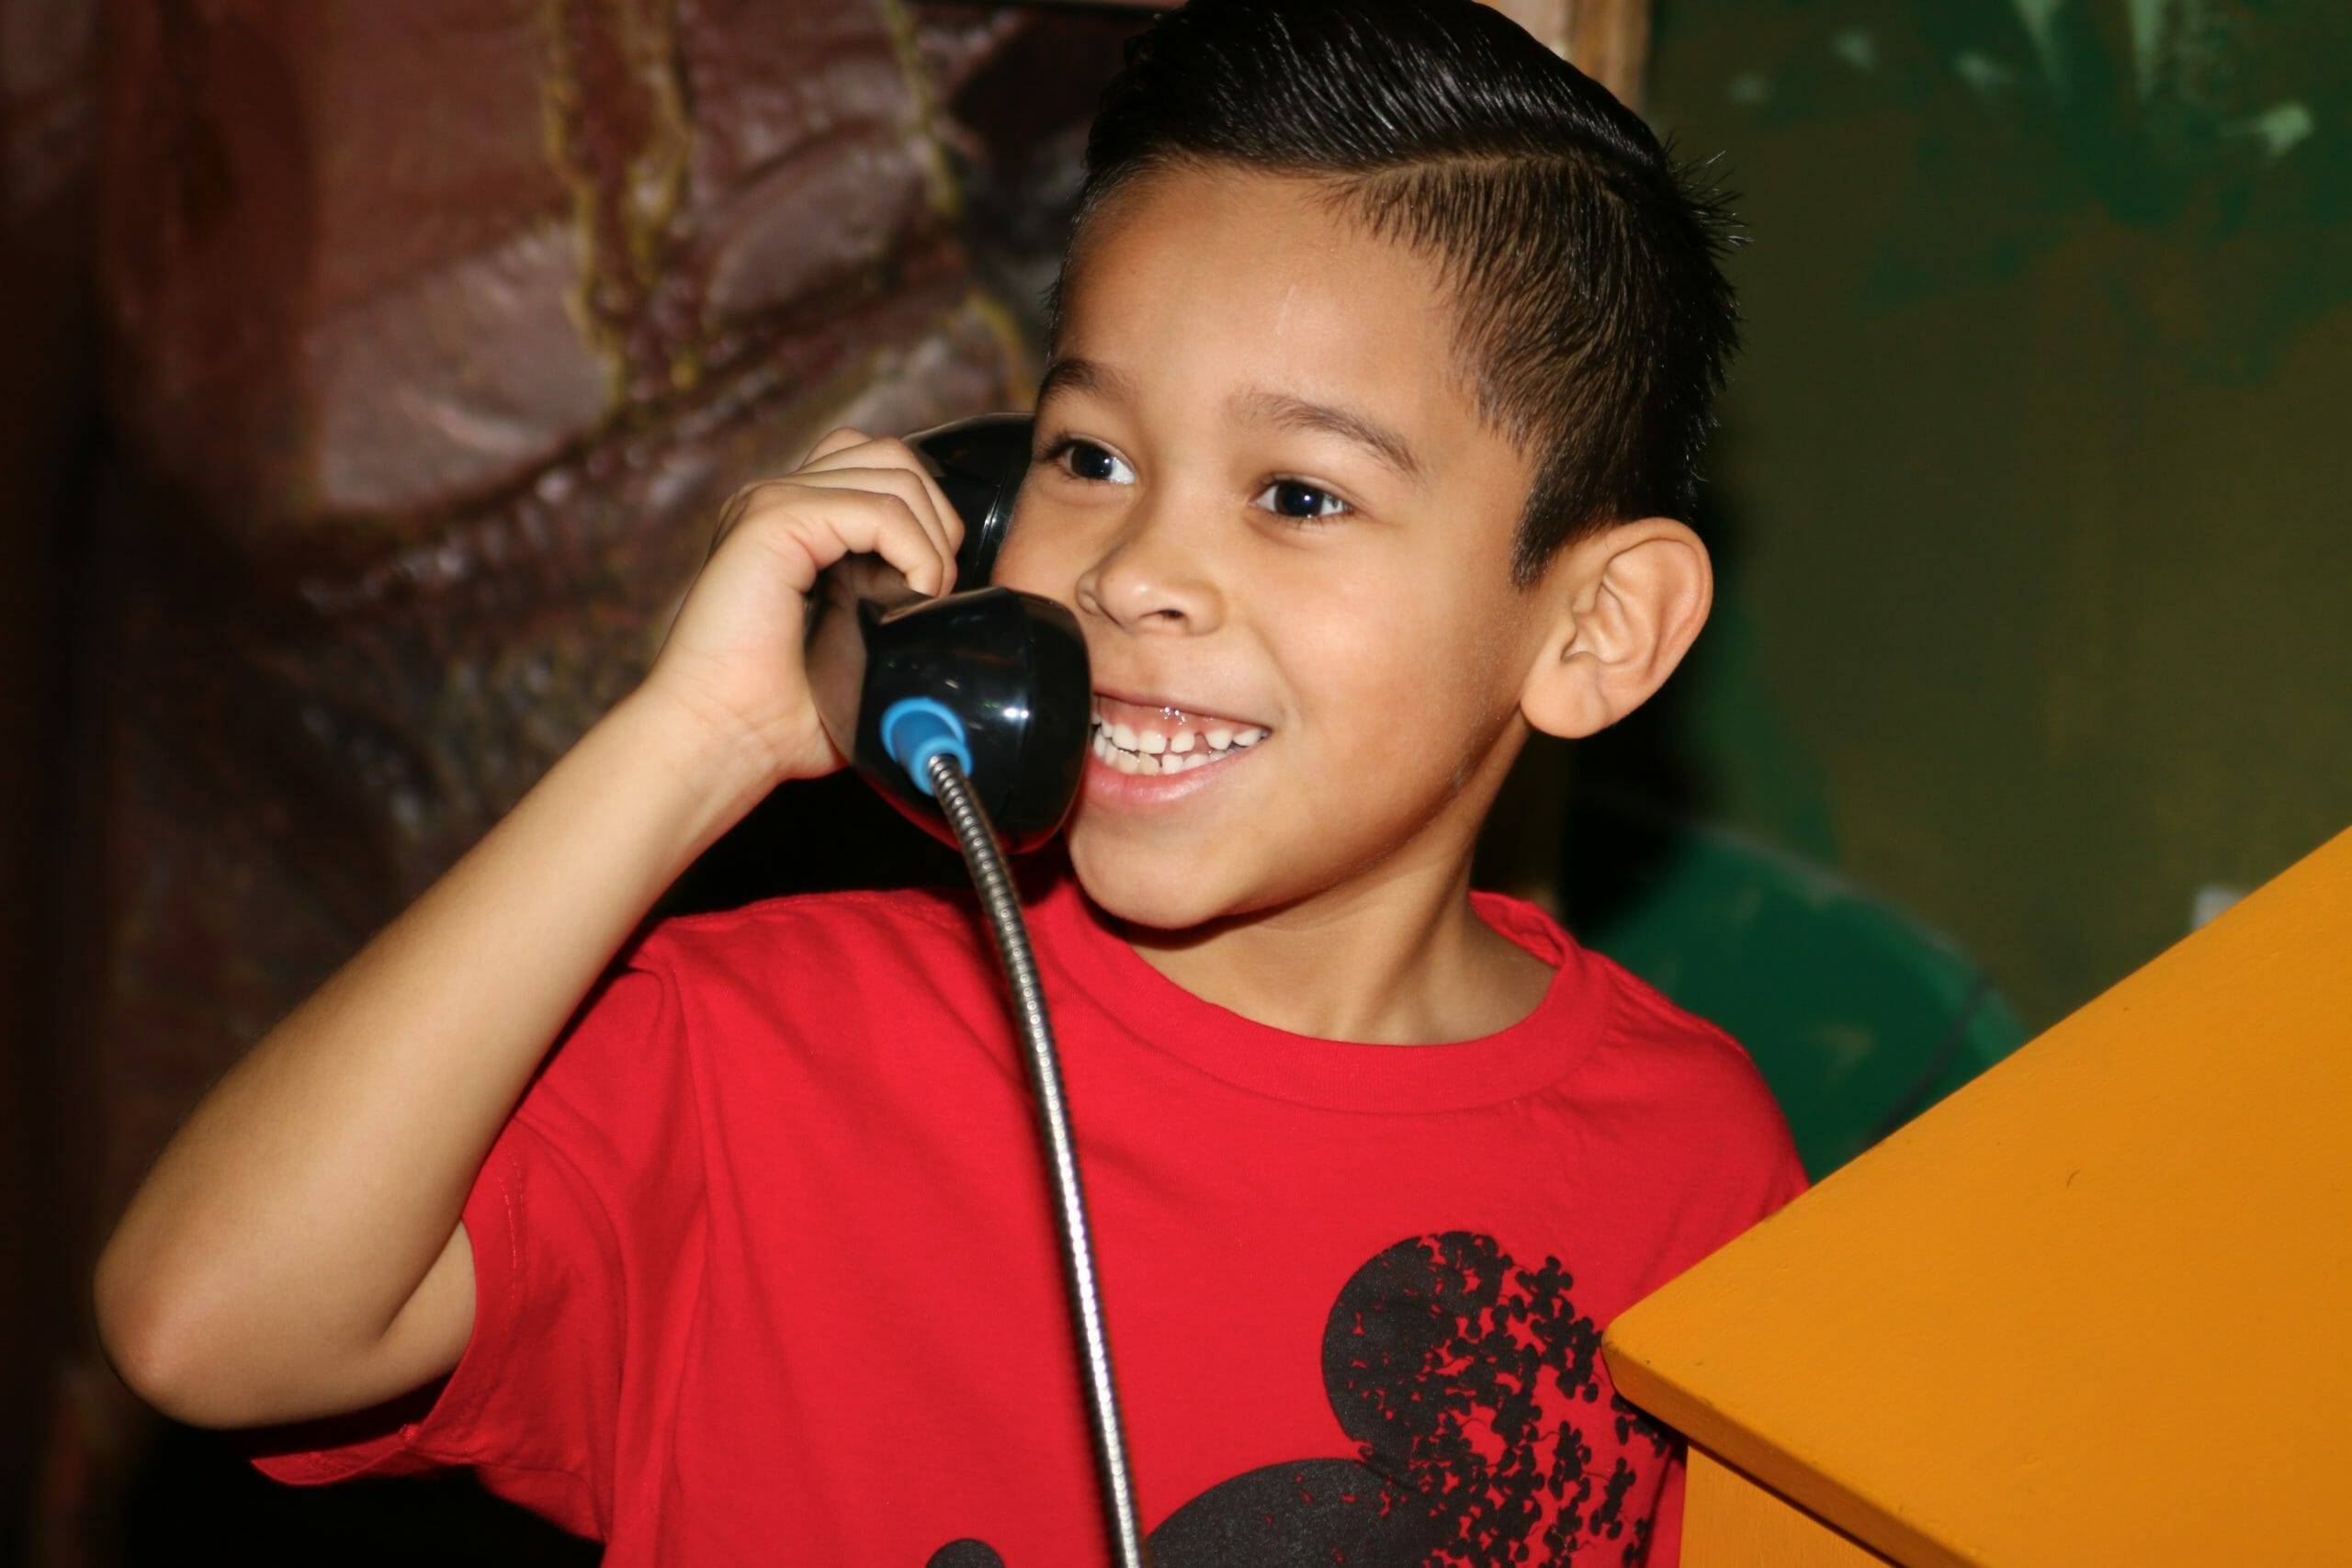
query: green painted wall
[{"left": 1635, "top": 0, "right": 2352, "bottom": 1032}]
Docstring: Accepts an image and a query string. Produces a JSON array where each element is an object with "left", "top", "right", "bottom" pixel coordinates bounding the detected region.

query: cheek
[
  {"left": 1286, "top": 580, "right": 1484, "bottom": 762},
  {"left": 989, "top": 502, "right": 1110, "bottom": 615},
  {"left": 987, "top": 512, "right": 1051, "bottom": 596}
]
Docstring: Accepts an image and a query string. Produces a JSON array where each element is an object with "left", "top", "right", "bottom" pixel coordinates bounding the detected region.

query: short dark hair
[{"left": 1044, "top": 0, "right": 1741, "bottom": 587}]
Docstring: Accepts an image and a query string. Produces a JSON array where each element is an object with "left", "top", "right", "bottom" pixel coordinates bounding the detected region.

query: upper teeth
[{"left": 1091, "top": 705, "right": 1269, "bottom": 775}]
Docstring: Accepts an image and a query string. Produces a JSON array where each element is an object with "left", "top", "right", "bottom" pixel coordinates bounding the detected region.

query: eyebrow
[
  {"left": 1035, "top": 355, "right": 1428, "bottom": 485},
  {"left": 1035, "top": 354, "right": 1136, "bottom": 411}
]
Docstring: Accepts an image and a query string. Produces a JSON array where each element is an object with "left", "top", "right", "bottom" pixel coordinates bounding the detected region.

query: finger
[
  {"left": 812, "top": 487, "right": 950, "bottom": 596},
  {"left": 708, "top": 464, "right": 941, "bottom": 569},
  {"left": 709, "top": 474, "right": 827, "bottom": 560},
  {"left": 872, "top": 434, "right": 969, "bottom": 558},
  {"left": 797, "top": 434, "right": 969, "bottom": 570},
  {"left": 707, "top": 479, "right": 772, "bottom": 560},
  {"left": 797, "top": 424, "right": 871, "bottom": 468},
  {"left": 733, "top": 485, "right": 949, "bottom": 597},
  {"left": 781, "top": 467, "right": 952, "bottom": 589}
]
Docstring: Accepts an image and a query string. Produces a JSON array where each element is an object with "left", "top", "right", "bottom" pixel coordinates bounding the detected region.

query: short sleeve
[
  {"left": 1760, "top": 1139, "right": 1811, "bottom": 1213},
  {"left": 1745, "top": 1077, "right": 1813, "bottom": 1224},
  {"left": 234, "top": 940, "right": 701, "bottom": 1541},
  {"left": 1697, "top": 1021, "right": 1813, "bottom": 1231}
]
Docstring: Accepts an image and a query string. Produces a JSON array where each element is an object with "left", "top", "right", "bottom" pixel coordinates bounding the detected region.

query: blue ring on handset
[{"left": 878, "top": 696, "right": 975, "bottom": 796}]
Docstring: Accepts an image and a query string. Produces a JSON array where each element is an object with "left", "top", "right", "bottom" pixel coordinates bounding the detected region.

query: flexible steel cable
[{"left": 928, "top": 752, "right": 1147, "bottom": 1568}]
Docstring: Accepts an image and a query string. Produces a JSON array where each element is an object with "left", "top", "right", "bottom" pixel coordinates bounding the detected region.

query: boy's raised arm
[
  {"left": 93, "top": 691, "right": 774, "bottom": 1428},
  {"left": 92, "top": 427, "right": 970, "bottom": 1430}
]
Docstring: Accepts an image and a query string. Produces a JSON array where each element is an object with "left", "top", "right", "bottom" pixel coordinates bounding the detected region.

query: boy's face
[{"left": 994, "top": 164, "right": 1551, "bottom": 930}]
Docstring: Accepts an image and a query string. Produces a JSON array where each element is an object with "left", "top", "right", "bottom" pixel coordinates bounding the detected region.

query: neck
[{"left": 1115, "top": 842, "right": 1553, "bottom": 1045}]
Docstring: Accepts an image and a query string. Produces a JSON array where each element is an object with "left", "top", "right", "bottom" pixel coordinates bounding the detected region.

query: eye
[
  {"left": 1039, "top": 435, "right": 1136, "bottom": 486},
  {"left": 1252, "top": 478, "right": 1351, "bottom": 527}
]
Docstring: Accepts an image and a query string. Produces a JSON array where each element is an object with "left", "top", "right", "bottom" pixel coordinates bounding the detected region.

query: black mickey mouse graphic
[{"left": 930, "top": 1231, "right": 1677, "bottom": 1566}]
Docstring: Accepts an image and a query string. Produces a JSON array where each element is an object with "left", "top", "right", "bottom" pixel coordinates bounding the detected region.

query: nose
[{"left": 1076, "top": 502, "right": 1225, "bottom": 636}]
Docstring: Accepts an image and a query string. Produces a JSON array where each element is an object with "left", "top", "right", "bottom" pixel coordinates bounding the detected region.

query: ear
[{"left": 1520, "top": 519, "right": 1713, "bottom": 740}]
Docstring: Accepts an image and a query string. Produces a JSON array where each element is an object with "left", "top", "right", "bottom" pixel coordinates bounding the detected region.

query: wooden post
[
  {"left": 1481, "top": 0, "right": 1650, "bottom": 111},
  {"left": 1057, "top": 1, "right": 1651, "bottom": 113}
]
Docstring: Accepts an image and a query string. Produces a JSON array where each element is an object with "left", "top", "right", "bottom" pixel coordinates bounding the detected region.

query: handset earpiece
[
  {"left": 910, "top": 411, "right": 1035, "bottom": 592},
  {"left": 802, "top": 412, "right": 1091, "bottom": 853}
]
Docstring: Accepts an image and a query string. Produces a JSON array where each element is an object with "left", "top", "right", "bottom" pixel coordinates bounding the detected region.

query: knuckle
[
  {"left": 728, "top": 485, "right": 797, "bottom": 528},
  {"left": 797, "top": 424, "right": 865, "bottom": 466},
  {"left": 891, "top": 476, "right": 936, "bottom": 518},
  {"left": 719, "top": 478, "right": 784, "bottom": 518}
]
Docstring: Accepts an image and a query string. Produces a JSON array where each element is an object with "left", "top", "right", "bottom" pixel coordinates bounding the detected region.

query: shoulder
[
  {"left": 1479, "top": 888, "right": 1790, "bottom": 1152},
  {"left": 1575, "top": 942, "right": 1808, "bottom": 1207},
  {"left": 621, "top": 881, "right": 1004, "bottom": 1022},
  {"left": 1589, "top": 948, "right": 1781, "bottom": 1119},
  {"left": 642, "top": 880, "right": 984, "bottom": 965}
]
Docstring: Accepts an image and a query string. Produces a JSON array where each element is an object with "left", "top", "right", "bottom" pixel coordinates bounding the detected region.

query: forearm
[{"left": 94, "top": 689, "right": 772, "bottom": 1409}]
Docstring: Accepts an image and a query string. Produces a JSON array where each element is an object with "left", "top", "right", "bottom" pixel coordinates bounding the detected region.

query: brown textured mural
[{"left": 41, "top": 2, "right": 1148, "bottom": 1559}]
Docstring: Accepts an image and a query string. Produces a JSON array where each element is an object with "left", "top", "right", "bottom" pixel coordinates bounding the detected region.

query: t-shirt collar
[{"left": 1012, "top": 846, "right": 1608, "bottom": 1114}]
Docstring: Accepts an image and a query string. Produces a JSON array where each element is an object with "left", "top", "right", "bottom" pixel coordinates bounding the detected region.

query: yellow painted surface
[
  {"left": 1605, "top": 825, "right": 2352, "bottom": 1564},
  {"left": 1684, "top": 1447, "right": 1894, "bottom": 1568}
]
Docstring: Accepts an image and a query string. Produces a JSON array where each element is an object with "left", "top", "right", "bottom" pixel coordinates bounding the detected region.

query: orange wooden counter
[{"left": 1602, "top": 825, "right": 2352, "bottom": 1565}]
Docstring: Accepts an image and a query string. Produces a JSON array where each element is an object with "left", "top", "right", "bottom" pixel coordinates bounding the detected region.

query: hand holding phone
[
  {"left": 799, "top": 413, "right": 1090, "bottom": 855},
  {"left": 639, "top": 426, "right": 969, "bottom": 789}
]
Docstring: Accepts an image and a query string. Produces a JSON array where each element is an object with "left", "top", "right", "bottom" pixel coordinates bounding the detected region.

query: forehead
[{"left": 1052, "top": 166, "right": 1487, "bottom": 455}]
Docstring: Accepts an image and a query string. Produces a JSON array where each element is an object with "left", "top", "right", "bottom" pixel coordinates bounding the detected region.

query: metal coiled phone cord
[{"left": 927, "top": 751, "right": 1148, "bottom": 1568}]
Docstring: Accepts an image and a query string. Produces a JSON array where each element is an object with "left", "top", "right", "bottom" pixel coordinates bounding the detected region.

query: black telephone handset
[{"left": 802, "top": 412, "right": 1091, "bottom": 854}]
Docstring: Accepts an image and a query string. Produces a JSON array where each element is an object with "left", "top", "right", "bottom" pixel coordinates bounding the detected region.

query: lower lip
[{"left": 1080, "top": 730, "right": 1269, "bottom": 809}]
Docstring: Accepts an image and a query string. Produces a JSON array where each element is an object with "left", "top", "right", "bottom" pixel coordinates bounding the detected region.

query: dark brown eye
[
  {"left": 1254, "top": 478, "right": 1348, "bottom": 525},
  {"left": 1041, "top": 436, "right": 1136, "bottom": 485}
]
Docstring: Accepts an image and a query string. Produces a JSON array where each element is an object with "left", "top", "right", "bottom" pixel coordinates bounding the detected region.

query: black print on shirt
[{"left": 928, "top": 1231, "right": 1676, "bottom": 1566}]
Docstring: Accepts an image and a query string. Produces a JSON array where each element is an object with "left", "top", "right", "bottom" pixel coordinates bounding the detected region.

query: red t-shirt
[{"left": 242, "top": 850, "right": 1806, "bottom": 1564}]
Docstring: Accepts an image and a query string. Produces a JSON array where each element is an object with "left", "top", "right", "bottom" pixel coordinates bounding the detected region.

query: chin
[{"left": 1068, "top": 829, "right": 1242, "bottom": 932}]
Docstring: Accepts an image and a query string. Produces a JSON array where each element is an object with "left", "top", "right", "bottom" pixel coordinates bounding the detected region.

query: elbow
[
  {"left": 92, "top": 1242, "right": 248, "bottom": 1429},
  {"left": 92, "top": 1241, "right": 189, "bottom": 1421}
]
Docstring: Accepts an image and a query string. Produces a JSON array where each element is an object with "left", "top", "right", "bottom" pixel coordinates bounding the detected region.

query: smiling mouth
[{"left": 1088, "top": 695, "right": 1271, "bottom": 777}]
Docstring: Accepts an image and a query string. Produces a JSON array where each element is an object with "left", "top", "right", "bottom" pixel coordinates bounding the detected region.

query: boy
[{"left": 95, "top": 0, "right": 1804, "bottom": 1562}]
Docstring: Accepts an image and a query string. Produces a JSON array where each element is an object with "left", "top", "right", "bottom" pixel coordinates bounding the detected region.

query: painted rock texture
[{"left": 68, "top": 2, "right": 1142, "bottom": 1558}]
